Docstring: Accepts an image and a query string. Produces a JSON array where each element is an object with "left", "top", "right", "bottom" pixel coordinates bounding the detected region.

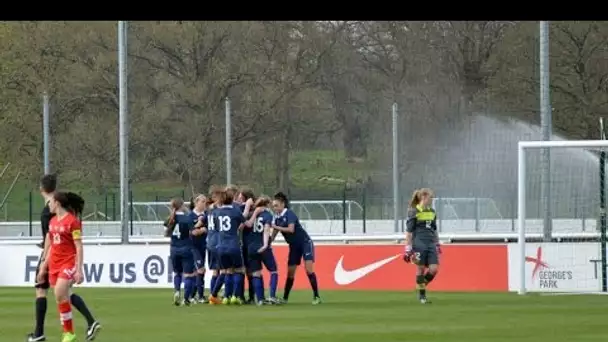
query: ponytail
[
  {"left": 225, "top": 185, "right": 239, "bottom": 202},
  {"left": 409, "top": 189, "right": 421, "bottom": 208},
  {"left": 54, "top": 192, "right": 85, "bottom": 217},
  {"left": 188, "top": 197, "right": 195, "bottom": 211},
  {"left": 255, "top": 196, "right": 271, "bottom": 208},
  {"left": 66, "top": 192, "right": 85, "bottom": 216},
  {"left": 205, "top": 197, "right": 214, "bottom": 207},
  {"left": 220, "top": 189, "right": 233, "bottom": 205},
  {"left": 410, "top": 188, "right": 434, "bottom": 208},
  {"left": 170, "top": 198, "right": 185, "bottom": 211},
  {"left": 240, "top": 188, "right": 256, "bottom": 202}
]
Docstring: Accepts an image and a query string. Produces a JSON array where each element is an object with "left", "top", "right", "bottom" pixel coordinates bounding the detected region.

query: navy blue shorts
[
  {"left": 241, "top": 244, "right": 250, "bottom": 269},
  {"left": 192, "top": 246, "right": 207, "bottom": 271},
  {"left": 247, "top": 246, "right": 278, "bottom": 273},
  {"left": 219, "top": 247, "right": 244, "bottom": 269},
  {"left": 171, "top": 247, "right": 195, "bottom": 274},
  {"left": 207, "top": 247, "right": 219, "bottom": 270},
  {"left": 287, "top": 240, "right": 315, "bottom": 266}
]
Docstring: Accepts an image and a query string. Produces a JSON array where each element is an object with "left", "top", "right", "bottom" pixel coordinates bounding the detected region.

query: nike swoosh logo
[{"left": 334, "top": 254, "right": 401, "bottom": 285}]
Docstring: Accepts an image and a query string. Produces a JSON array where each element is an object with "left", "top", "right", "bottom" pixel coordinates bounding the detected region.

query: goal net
[{"left": 515, "top": 140, "right": 607, "bottom": 294}]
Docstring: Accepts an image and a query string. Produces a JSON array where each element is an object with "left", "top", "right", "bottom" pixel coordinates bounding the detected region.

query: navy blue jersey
[
  {"left": 274, "top": 208, "right": 310, "bottom": 245},
  {"left": 189, "top": 210, "right": 207, "bottom": 249},
  {"left": 215, "top": 205, "right": 245, "bottom": 250},
  {"left": 206, "top": 208, "right": 219, "bottom": 250},
  {"left": 234, "top": 202, "right": 250, "bottom": 246},
  {"left": 234, "top": 202, "right": 246, "bottom": 214},
  {"left": 247, "top": 209, "right": 273, "bottom": 248},
  {"left": 169, "top": 212, "right": 194, "bottom": 249}
]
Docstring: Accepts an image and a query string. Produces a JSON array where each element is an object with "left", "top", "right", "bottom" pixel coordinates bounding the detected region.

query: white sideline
[{"left": 540, "top": 292, "right": 608, "bottom": 296}]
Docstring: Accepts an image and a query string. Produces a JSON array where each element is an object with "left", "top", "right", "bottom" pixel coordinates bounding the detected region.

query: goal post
[
  {"left": 600, "top": 118, "right": 607, "bottom": 294},
  {"left": 517, "top": 139, "right": 608, "bottom": 295}
]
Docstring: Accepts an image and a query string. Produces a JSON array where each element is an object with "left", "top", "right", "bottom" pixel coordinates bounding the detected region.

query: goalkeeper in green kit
[{"left": 403, "top": 188, "right": 441, "bottom": 304}]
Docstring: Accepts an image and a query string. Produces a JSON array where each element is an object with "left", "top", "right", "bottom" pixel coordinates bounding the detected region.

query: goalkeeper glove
[{"left": 403, "top": 245, "right": 413, "bottom": 263}]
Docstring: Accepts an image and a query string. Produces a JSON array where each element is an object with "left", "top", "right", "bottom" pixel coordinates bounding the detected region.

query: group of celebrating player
[{"left": 164, "top": 185, "right": 322, "bottom": 307}]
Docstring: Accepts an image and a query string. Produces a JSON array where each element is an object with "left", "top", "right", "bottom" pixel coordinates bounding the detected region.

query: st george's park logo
[{"left": 526, "top": 246, "right": 573, "bottom": 289}]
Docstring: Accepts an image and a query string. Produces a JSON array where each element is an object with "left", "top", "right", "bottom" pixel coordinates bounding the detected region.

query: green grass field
[{"left": 1, "top": 288, "right": 606, "bottom": 342}]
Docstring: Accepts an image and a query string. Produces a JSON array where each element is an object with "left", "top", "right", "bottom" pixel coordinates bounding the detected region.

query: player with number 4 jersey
[
  {"left": 245, "top": 196, "right": 279, "bottom": 305},
  {"left": 165, "top": 198, "right": 196, "bottom": 306},
  {"left": 404, "top": 188, "right": 440, "bottom": 304}
]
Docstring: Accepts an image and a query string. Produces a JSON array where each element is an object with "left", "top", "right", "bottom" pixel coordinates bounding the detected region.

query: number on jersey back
[
  {"left": 253, "top": 217, "right": 264, "bottom": 233},
  {"left": 218, "top": 215, "right": 231, "bottom": 232},
  {"left": 208, "top": 214, "right": 216, "bottom": 231}
]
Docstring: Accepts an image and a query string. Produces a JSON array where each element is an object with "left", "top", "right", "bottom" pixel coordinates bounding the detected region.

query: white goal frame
[{"left": 517, "top": 140, "right": 608, "bottom": 295}]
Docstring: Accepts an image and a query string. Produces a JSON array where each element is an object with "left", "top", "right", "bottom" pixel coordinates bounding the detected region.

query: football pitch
[{"left": 1, "top": 288, "right": 606, "bottom": 342}]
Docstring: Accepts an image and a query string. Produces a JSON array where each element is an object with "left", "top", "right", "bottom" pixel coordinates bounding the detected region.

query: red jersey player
[{"left": 37, "top": 192, "right": 98, "bottom": 342}]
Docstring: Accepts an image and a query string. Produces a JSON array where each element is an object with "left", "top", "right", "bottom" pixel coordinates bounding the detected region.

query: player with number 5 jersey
[
  {"left": 271, "top": 192, "right": 321, "bottom": 305},
  {"left": 209, "top": 188, "right": 246, "bottom": 305},
  {"left": 164, "top": 198, "right": 196, "bottom": 306},
  {"left": 245, "top": 196, "right": 279, "bottom": 305}
]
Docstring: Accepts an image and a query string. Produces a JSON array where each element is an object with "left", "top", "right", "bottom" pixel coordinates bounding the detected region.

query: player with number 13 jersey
[{"left": 209, "top": 189, "right": 246, "bottom": 305}]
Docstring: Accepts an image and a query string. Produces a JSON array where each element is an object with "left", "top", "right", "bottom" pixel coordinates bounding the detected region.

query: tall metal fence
[{"left": 1, "top": 21, "right": 608, "bottom": 242}]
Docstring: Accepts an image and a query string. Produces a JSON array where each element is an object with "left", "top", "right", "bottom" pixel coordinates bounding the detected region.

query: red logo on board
[{"left": 525, "top": 247, "right": 550, "bottom": 279}]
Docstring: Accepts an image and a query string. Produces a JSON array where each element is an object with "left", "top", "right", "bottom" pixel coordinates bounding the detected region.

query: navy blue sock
[
  {"left": 173, "top": 273, "right": 182, "bottom": 293},
  {"left": 307, "top": 272, "right": 320, "bottom": 298},
  {"left": 70, "top": 293, "right": 95, "bottom": 326},
  {"left": 259, "top": 274, "right": 266, "bottom": 300},
  {"left": 247, "top": 275, "right": 255, "bottom": 300},
  {"left": 210, "top": 274, "right": 218, "bottom": 294},
  {"left": 184, "top": 277, "right": 195, "bottom": 301},
  {"left": 269, "top": 273, "right": 278, "bottom": 298},
  {"left": 225, "top": 274, "right": 234, "bottom": 298},
  {"left": 234, "top": 273, "right": 244, "bottom": 299},
  {"left": 253, "top": 276, "right": 264, "bottom": 302},
  {"left": 197, "top": 274, "right": 205, "bottom": 298},
  {"left": 212, "top": 274, "right": 225, "bottom": 297},
  {"left": 190, "top": 277, "right": 197, "bottom": 299},
  {"left": 283, "top": 277, "right": 295, "bottom": 300}
]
